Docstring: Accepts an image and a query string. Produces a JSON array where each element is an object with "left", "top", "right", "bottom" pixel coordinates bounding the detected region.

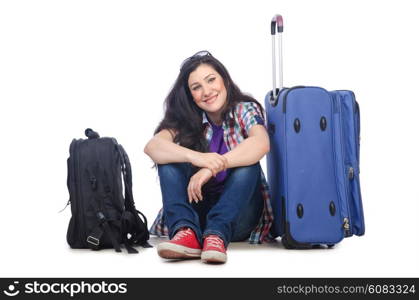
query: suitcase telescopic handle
[{"left": 271, "top": 14, "right": 283, "bottom": 105}]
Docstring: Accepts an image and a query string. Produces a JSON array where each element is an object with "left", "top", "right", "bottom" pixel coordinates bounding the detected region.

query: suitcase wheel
[{"left": 327, "top": 244, "right": 335, "bottom": 248}]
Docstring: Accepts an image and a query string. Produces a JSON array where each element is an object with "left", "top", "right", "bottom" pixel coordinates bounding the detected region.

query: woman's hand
[
  {"left": 188, "top": 152, "right": 228, "bottom": 177},
  {"left": 187, "top": 168, "right": 213, "bottom": 203}
]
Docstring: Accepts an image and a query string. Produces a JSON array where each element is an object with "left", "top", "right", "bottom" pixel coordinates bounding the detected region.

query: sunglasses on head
[{"left": 180, "top": 50, "right": 212, "bottom": 70}]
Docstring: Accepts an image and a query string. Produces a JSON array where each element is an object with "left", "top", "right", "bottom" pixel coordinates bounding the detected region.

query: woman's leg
[
  {"left": 158, "top": 163, "right": 202, "bottom": 242},
  {"left": 190, "top": 192, "right": 219, "bottom": 232},
  {"left": 230, "top": 180, "right": 263, "bottom": 242},
  {"left": 203, "top": 163, "right": 262, "bottom": 246}
]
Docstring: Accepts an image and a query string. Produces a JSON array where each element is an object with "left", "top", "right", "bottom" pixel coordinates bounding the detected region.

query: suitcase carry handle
[{"left": 270, "top": 14, "right": 284, "bottom": 105}]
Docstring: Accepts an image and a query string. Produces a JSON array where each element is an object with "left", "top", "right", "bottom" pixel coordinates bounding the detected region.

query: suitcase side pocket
[{"left": 341, "top": 91, "right": 365, "bottom": 236}]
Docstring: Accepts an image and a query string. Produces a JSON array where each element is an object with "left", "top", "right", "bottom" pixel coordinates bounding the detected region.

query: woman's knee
[
  {"left": 157, "top": 163, "right": 191, "bottom": 179},
  {"left": 230, "top": 163, "right": 260, "bottom": 180}
]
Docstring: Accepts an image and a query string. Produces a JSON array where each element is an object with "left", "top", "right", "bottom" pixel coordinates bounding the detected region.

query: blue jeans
[{"left": 157, "top": 163, "right": 263, "bottom": 247}]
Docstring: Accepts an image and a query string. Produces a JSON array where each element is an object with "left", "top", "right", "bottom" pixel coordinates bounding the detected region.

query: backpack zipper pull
[
  {"left": 58, "top": 200, "right": 70, "bottom": 213},
  {"left": 90, "top": 175, "right": 97, "bottom": 190}
]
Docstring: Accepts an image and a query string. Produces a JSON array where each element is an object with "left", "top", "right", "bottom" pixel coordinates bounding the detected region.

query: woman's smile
[{"left": 203, "top": 94, "right": 218, "bottom": 104}]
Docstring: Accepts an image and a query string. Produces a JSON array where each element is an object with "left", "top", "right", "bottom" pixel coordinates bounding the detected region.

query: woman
[{"left": 144, "top": 51, "right": 273, "bottom": 264}]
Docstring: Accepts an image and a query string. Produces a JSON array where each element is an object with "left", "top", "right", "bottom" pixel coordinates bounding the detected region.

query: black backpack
[{"left": 65, "top": 128, "right": 151, "bottom": 253}]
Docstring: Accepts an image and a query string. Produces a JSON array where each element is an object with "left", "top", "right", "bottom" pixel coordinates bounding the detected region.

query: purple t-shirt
[{"left": 206, "top": 120, "right": 229, "bottom": 194}]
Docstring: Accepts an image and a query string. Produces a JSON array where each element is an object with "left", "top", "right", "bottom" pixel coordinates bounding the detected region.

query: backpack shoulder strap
[{"left": 113, "top": 140, "right": 151, "bottom": 247}]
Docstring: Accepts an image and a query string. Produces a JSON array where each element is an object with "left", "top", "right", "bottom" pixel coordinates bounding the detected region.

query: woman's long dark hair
[{"left": 155, "top": 52, "right": 264, "bottom": 153}]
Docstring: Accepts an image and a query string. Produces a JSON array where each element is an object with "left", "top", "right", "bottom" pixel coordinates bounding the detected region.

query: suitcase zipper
[
  {"left": 343, "top": 217, "right": 351, "bottom": 237},
  {"left": 341, "top": 163, "right": 354, "bottom": 237},
  {"left": 348, "top": 167, "right": 354, "bottom": 180}
]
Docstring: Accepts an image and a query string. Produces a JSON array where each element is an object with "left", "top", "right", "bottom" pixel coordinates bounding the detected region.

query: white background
[{"left": 0, "top": 0, "right": 418, "bottom": 277}]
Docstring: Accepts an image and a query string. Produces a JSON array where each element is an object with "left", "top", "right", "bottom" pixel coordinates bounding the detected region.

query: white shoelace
[
  {"left": 173, "top": 228, "right": 192, "bottom": 241},
  {"left": 205, "top": 236, "right": 224, "bottom": 250}
]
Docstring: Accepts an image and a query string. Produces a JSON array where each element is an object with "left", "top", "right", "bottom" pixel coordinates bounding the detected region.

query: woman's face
[{"left": 187, "top": 64, "right": 227, "bottom": 116}]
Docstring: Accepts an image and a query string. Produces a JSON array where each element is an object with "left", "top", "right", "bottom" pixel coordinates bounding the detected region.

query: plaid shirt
[{"left": 149, "top": 101, "right": 274, "bottom": 244}]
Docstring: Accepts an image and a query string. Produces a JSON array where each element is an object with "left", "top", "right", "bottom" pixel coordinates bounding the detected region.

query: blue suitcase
[{"left": 265, "top": 15, "right": 365, "bottom": 249}]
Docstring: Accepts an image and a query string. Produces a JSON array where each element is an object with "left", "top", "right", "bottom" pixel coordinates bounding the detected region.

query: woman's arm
[
  {"left": 144, "top": 129, "right": 227, "bottom": 175},
  {"left": 223, "top": 124, "right": 270, "bottom": 168},
  {"left": 144, "top": 129, "right": 194, "bottom": 164}
]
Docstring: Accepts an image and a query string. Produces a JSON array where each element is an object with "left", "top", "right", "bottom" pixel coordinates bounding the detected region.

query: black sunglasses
[{"left": 180, "top": 50, "right": 212, "bottom": 70}]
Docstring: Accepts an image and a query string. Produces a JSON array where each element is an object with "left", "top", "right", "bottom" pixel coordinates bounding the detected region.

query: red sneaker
[
  {"left": 157, "top": 227, "right": 201, "bottom": 259},
  {"left": 201, "top": 235, "right": 227, "bottom": 263}
]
